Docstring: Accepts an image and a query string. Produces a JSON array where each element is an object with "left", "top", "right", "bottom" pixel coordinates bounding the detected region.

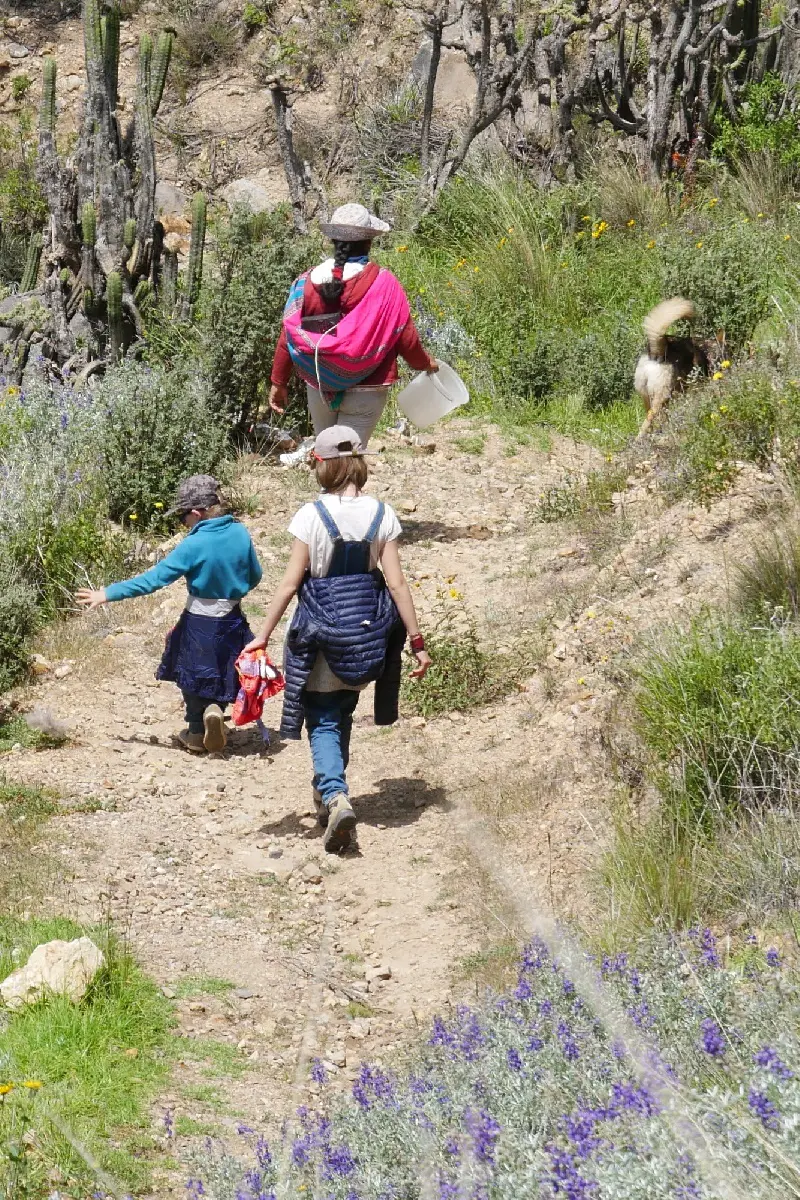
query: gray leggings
[{"left": 306, "top": 385, "right": 390, "bottom": 448}]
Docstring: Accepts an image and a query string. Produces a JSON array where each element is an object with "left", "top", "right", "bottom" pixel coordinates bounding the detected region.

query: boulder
[
  {"left": 0, "top": 937, "right": 105, "bottom": 1010},
  {"left": 221, "top": 178, "right": 274, "bottom": 214},
  {"left": 155, "top": 181, "right": 189, "bottom": 220}
]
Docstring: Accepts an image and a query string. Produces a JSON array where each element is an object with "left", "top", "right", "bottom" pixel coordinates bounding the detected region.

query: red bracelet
[{"left": 410, "top": 634, "right": 425, "bottom": 653}]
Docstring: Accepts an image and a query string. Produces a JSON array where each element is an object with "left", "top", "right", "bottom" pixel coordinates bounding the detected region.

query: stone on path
[{"left": 0, "top": 937, "right": 105, "bottom": 1010}]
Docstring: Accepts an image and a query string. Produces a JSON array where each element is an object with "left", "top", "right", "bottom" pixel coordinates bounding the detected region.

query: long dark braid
[{"left": 318, "top": 239, "right": 371, "bottom": 304}]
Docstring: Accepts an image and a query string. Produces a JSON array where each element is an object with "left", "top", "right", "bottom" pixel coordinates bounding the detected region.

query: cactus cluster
[
  {"left": 21, "top": 231, "right": 43, "bottom": 293},
  {"left": 28, "top": 0, "right": 201, "bottom": 373}
]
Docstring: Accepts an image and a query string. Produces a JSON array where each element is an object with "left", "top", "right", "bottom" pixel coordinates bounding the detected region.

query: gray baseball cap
[
  {"left": 313, "top": 426, "right": 374, "bottom": 460},
  {"left": 166, "top": 474, "right": 221, "bottom": 516}
]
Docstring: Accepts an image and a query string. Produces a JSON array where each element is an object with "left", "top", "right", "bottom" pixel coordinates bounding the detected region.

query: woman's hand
[
  {"left": 244, "top": 635, "right": 268, "bottom": 653},
  {"left": 409, "top": 649, "right": 432, "bottom": 680},
  {"left": 269, "top": 384, "right": 289, "bottom": 414},
  {"left": 75, "top": 588, "right": 107, "bottom": 610},
  {"left": 426, "top": 362, "right": 440, "bottom": 375}
]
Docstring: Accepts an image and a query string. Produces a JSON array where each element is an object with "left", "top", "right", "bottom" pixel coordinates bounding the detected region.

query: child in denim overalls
[{"left": 246, "top": 426, "right": 430, "bottom": 852}]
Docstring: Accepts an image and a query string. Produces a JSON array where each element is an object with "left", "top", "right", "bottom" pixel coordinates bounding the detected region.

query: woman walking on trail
[
  {"left": 75, "top": 475, "right": 262, "bottom": 755},
  {"left": 245, "top": 425, "right": 431, "bottom": 853},
  {"left": 269, "top": 202, "right": 439, "bottom": 448}
]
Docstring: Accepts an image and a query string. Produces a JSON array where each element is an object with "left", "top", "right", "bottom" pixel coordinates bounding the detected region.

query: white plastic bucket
[{"left": 396, "top": 359, "right": 469, "bottom": 429}]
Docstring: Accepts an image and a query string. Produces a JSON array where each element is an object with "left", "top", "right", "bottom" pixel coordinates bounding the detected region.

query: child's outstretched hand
[
  {"left": 409, "top": 649, "right": 432, "bottom": 680},
  {"left": 75, "top": 588, "right": 107, "bottom": 610}
]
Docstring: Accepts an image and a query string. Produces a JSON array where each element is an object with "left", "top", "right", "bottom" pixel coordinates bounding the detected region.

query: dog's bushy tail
[{"left": 643, "top": 297, "right": 696, "bottom": 358}]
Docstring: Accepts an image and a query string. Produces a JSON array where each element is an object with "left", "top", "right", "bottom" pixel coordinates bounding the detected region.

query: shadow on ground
[{"left": 256, "top": 775, "right": 449, "bottom": 841}]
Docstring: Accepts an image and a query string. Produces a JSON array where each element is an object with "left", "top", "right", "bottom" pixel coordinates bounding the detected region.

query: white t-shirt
[
  {"left": 288, "top": 493, "right": 402, "bottom": 578},
  {"left": 287, "top": 492, "right": 403, "bottom": 691}
]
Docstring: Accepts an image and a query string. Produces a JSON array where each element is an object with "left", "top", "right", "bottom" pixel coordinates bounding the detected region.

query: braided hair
[{"left": 318, "top": 238, "right": 371, "bottom": 304}]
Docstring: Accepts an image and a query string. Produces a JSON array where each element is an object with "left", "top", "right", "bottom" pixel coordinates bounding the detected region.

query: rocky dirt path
[{"left": 3, "top": 422, "right": 776, "bottom": 1191}]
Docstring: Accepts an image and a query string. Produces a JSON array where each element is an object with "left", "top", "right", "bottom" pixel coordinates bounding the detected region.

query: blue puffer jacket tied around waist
[{"left": 280, "top": 569, "right": 405, "bottom": 740}]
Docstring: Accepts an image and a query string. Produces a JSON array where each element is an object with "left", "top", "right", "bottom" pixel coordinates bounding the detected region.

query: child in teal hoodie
[{"left": 76, "top": 475, "right": 262, "bottom": 753}]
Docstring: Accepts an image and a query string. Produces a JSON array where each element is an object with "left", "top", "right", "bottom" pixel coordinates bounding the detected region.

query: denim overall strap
[
  {"left": 316, "top": 498, "right": 386, "bottom": 578},
  {"left": 364, "top": 500, "right": 386, "bottom": 544},
  {"left": 313, "top": 499, "right": 344, "bottom": 542}
]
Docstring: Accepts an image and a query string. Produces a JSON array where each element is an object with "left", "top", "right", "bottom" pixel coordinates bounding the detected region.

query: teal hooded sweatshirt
[{"left": 104, "top": 515, "right": 262, "bottom": 603}]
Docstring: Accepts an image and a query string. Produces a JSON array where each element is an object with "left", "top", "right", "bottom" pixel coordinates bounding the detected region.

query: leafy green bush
[
  {"left": 0, "top": 111, "right": 47, "bottom": 284},
  {"left": 97, "top": 359, "right": 231, "bottom": 527},
  {"left": 634, "top": 620, "right": 800, "bottom": 824},
  {"left": 0, "top": 566, "right": 38, "bottom": 693},
  {"left": 658, "top": 369, "right": 800, "bottom": 505},
  {"left": 661, "top": 220, "right": 772, "bottom": 346},
  {"left": 714, "top": 74, "right": 800, "bottom": 170},
  {"left": 564, "top": 319, "right": 640, "bottom": 409},
  {"left": 242, "top": 2, "right": 271, "bottom": 31},
  {"left": 205, "top": 207, "right": 318, "bottom": 431}
]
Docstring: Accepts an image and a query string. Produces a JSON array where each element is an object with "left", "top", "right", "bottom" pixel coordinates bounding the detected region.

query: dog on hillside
[{"left": 634, "top": 297, "right": 708, "bottom": 439}]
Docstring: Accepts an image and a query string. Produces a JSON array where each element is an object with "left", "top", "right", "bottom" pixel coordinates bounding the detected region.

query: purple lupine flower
[
  {"left": 254, "top": 1136, "right": 271, "bottom": 1170},
  {"left": 544, "top": 1144, "right": 598, "bottom": 1198},
  {"left": 699, "top": 928, "right": 721, "bottom": 967},
  {"left": 186, "top": 1181, "right": 206, "bottom": 1198},
  {"left": 611, "top": 1039, "right": 626, "bottom": 1060},
  {"left": 564, "top": 1107, "right": 605, "bottom": 1159},
  {"left": 465, "top": 1108, "right": 501, "bottom": 1165},
  {"left": 699, "top": 1018, "right": 726, "bottom": 1057},
  {"left": 444, "top": 1137, "right": 460, "bottom": 1157},
  {"left": 540, "top": 999, "right": 553, "bottom": 1016},
  {"left": 163, "top": 1109, "right": 174, "bottom": 1139},
  {"left": 753, "top": 1046, "right": 793, "bottom": 1078},
  {"left": 310, "top": 1057, "right": 327, "bottom": 1084},
  {"left": 562, "top": 978, "right": 575, "bottom": 996},
  {"left": 557, "top": 1020, "right": 580, "bottom": 1061},
  {"left": 506, "top": 1047, "right": 523, "bottom": 1072},
  {"left": 438, "top": 1177, "right": 460, "bottom": 1200},
  {"left": 323, "top": 1142, "right": 356, "bottom": 1177},
  {"left": 628, "top": 968, "right": 643, "bottom": 993},
  {"left": 609, "top": 1081, "right": 660, "bottom": 1118},
  {"left": 519, "top": 937, "right": 549, "bottom": 973},
  {"left": 748, "top": 1088, "right": 780, "bottom": 1129},
  {"left": 672, "top": 1153, "right": 702, "bottom": 1199},
  {"left": 626, "top": 1000, "right": 655, "bottom": 1029},
  {"left": 600, "top": 952, "right": 628, "bottom": 977},
  {"left": 766, "top": 946, "right": 782, "bottom": 967},
  {"left": 514, "top": 977, "right": 533, "bottom": 1001},
  {"left": 528, "top": 1031, "right": 545, "bottom": 1052}
]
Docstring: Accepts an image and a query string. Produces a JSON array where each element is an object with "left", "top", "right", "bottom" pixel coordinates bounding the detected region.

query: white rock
[
  {"left": 552, "top": 643, "right": 567, "bottom": 661},
  {"left": 221, "top": 178, "right": 274, "bottom": 214},
  {"left": 0, "top": 937, "right": 105, "bottom": 1010},
  {"left": 54, "top": 663, "right": 73, "bottom": 680}
]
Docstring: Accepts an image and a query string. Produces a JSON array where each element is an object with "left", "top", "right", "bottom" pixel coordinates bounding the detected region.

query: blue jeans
[{"left": 303, "top": 690, "right": 360, "bottom": 805}]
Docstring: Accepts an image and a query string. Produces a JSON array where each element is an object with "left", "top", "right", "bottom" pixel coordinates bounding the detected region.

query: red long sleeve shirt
[{"left": 270, "top": 263, "right": 437, "bottom": 388}]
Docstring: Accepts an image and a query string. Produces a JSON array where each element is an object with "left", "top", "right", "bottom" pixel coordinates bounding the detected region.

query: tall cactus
[
  {"left": 100, "top": 4, "right": 121, "bottom": 108},
  {"left": 81, "top": 201, "right": 97, "bottom": 303},
  {"left": 32, "top": 0, "right": 178, "bottom": 372},
  {"left": 150, "top": 30, "right": 174, "bottom": 116},
  {"left": 39, "top": 58, "right": 56, "bottom": 133},
  {"left": 81, "top": 200, "right": 96, "bottom": 248},
  {"left": 106, "top": 271, "right": 123, "bottom": 362},
  {"left": 21, "top": 231, "right": 43, "bottom": 292},
  {"left": 162, "top": 246, "right": 178, "bottom": 311},
  {"left": 182, "top": 192, "right": 207, "bottom": 319}
]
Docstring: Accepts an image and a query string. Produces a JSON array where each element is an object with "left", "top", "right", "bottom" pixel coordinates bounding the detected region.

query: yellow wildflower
[
  {"left": 708, "top": 197, "right": 719, "bottom": 207},
  {"left": 449, "top": 587, "right": 462, "bottom": 600},
  {"left": 785, "top": 234, "right": 792, "bottom": 241},
  {"left": 473, "top": 267, "right": 479, "bottom": 273},
  {"left": 582, "top": 215, "right": 591, "bottom": 222},
  {"left": 710, "top": 411, "right": 719, "bottom": 421},
  {"left": 21, "top": 1081, "right": 42, "bottom": 1090},
  {"left": 578, "top": 677, "right": 586, "bottom": 685},
  {"left": 575, "top": 231, "right": 585, "bottom": 240},
  {"left": 696, "top": 241, "right": 703, "bottom": 249},
  {"left": 6, "top": 385, "right": 19, "bottom": 396},
  {"left": 646, "top": 240, "right": 656, "bottom": 250},
  {"left": 560, "top": 262, "right": 568, "bottom": 269},
  {"left": 0, "top": 1084, "right": 14, "bottom": 1096},
  {"left": 396, "top": 245, "right": 408, "bottom": 252},
  {"left": 154, "top": 501, "right": 164, "bottom": 509},
  {"left": 720, "top": 360, "right": 731, "bottom": 369},
  {"left": 130, "top": 513, "right": 138, "bottom": 521},
  {"left": 712, "top": 371, "right": 723, "bottom": 380},
  {"left": 627, "top": 219, "right": 636, "bottom": 227},
  {"left": 418, "top": 287, "right": 426, "bottom": 294},
  {"left": 507, "top": 226, "right": 515, "bottom": 233},
  {"left": 757, "top": 212, "right": 765, "bottom": 219},
  {"left": 585, "top": 609, "right": 596, "bottom": 620},
  {"left": 719, "top": 404, "right": 729, "bottom": 413},
  {"left": 498, "top": 237, "right": 508, "bottom": 248}
]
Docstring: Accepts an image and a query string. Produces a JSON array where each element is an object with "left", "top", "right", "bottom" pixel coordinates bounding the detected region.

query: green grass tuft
[{"left": 0, "top": 917, "right": 174, "bottom": 1195}]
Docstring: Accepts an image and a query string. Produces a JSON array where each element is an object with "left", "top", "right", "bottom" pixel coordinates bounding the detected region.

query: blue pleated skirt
[{"left": 156, "top": 608, "right": 253, "bottom": 702}]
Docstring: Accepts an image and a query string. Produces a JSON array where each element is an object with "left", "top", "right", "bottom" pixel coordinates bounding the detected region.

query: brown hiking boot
[
  {"left": 177, "top": 729, "right": 206, "bottom": 753},
  {"left": 203, "top": 705, "right": 227, "bottom": 753},
  {"left": 323, "top": 794, "right": 356, "bottom": 853}
]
